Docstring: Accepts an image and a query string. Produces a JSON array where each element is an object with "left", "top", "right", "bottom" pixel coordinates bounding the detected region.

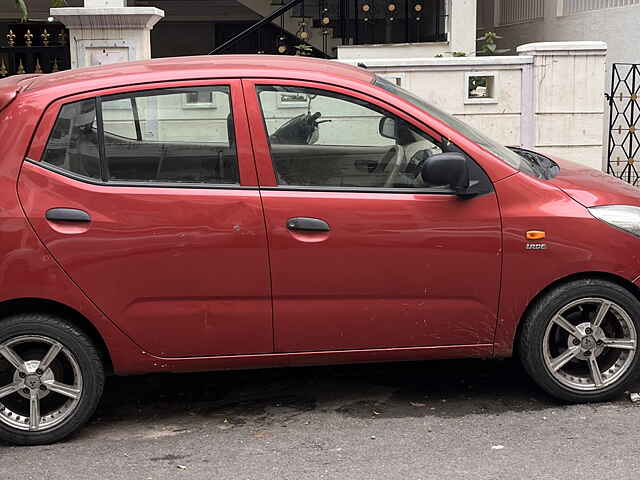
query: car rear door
[
  {"left": 244, "top": 79, "right": 502, "bottom": 353},
  {"left": 18, "top": 80, "right": 273, "bottom": 358}
]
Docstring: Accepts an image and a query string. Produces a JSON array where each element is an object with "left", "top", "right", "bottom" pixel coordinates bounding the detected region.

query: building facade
[
  {"left": 477, "top": 0, "right": 640, "bottom": 74},
  {"left": 0, "top": 0, "right": 478, "bottom": 77}
]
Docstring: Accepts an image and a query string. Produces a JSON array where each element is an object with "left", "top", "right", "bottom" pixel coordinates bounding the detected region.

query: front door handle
[
  {"left": 287, "top": 217, "right": 330, "bottom": 232},
  {"left": 45, "top": 208, "right": 91, "bottom": 223}
]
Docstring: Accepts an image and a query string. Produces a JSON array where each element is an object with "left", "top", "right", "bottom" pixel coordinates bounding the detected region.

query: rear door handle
[
  {"left": 287, "top": 217, "right": 330, "bottom": 232},
  {"left": 45, "top": 208, "right": 91, "bottom": 223}
]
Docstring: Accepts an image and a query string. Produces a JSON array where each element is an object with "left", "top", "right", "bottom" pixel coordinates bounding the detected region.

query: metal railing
[
  {"left": 209, "top": 0, "right": 447, "bottom": 58},
  {"left": 561, "top": 0, "right": 640, "bottom": 16},
  {"left": 496, "top": 0, "right": 544, "bottom": 26},
  {"left": 607, "top": 63, "right": 640, "bottom": 185},
  {"left": 209, "top": 0, "right": 306, "bottom": 55}
]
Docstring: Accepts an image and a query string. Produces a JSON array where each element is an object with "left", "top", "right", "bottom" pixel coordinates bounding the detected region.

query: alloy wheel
[
  {"left": 0, "top": 335, "right": 83, "bottom": 432},
  {"left": 543, "top": 297, "right": 637, "bottom": 391}
]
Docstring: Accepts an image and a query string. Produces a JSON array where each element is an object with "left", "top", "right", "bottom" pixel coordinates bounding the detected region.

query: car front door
[
  {"left": 18, "top": 80, "right": 273, "bottom": 358},
  {"left": 244, "top": 79, "right": 502, "bottom": 353}
]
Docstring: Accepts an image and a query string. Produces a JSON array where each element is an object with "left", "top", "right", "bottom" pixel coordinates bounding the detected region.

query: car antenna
[{"left": 357, "top": 62, "right": 368, "bottom": 69}]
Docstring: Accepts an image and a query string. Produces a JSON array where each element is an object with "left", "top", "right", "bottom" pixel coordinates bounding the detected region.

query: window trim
[
  {"left": 94, "top": 96, "right": 109, "bottom": 182},
  {"left": 25, "top": 158, "right": 257, "bottom": 191},
  {"left": 27, "top": 158, "right": 493, "bottom": 197},
  {"left": 27, "top": 78, "right": 258, "bottom": 188}
]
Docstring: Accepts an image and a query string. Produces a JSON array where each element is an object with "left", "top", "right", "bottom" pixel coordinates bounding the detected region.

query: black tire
[
  {"left": 0, "top": 313, "right": 105, "bottom": 445},
  {"left": 519, "top": 278, "right": 640, "bottom": 402}
]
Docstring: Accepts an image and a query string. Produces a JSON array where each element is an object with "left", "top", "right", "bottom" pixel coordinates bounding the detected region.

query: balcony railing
[
  {"left": 210, "top": 0, "right": 447, "bottom": 58},
  {"left": 561, "top": 0, "right": 640, "bottom": 15},
  {"left": 497, "top": 0, "right": 544, "bottom": 26}
]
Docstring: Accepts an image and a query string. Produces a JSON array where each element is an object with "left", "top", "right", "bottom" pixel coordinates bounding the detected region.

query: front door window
[{"left": 256, "top": 85, "right": 488, "bottom": 191}]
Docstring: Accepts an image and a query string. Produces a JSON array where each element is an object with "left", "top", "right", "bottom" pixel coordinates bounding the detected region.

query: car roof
[{"left": 22, "top": 55, "right": 375, "bottom": 96}]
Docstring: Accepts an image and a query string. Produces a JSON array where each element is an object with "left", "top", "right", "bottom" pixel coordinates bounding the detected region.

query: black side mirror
[
  {"left": 421, "top": 152, "right": 470, "bottom": 194},
  {"left": 379, "top": 117, "right": 396, "bottom": 139}
]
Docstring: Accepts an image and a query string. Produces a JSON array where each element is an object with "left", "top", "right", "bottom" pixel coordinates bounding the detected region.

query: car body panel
[
  {"left": 549, "top": 157, "right": 640, "bottom": 207},
  {"left": 19, "top": 162, "right": 273, "bottom": 358},
  {"left": 0, "top": 74, "right": 39, "bottom": 112},
  {"left": 258, "top": 189, "right": 502, "bottom": 352},
  {"left": 116, "top": 344, "right": 494, "bottom": 374}
]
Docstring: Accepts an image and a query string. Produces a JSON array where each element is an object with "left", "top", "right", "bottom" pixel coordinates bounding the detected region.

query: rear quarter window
[{"left": 42, "top": 99, "right": 101, "bottom": 180}]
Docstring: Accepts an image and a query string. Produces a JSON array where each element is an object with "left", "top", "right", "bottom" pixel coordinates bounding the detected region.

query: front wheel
[
  {"left": 0, "top": 314, "right": 104, "bottom": 445},
  {"left": 519, "top": 279, "right": 640, "bottom": 402}
]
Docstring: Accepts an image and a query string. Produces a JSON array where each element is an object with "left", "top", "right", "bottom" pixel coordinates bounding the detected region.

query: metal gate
[{"left": 607, "top": 63, "right": 640, "bottom": 185}]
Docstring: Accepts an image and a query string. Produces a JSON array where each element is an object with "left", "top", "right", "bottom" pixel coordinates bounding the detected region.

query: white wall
[
  {"left": 337, "top": 55, "right": 530, "bottom": 149},
  {"left": 477, "top": 1, "right": 639, "bottom": 169},
  {"left": 478, "top": 1, "right": 640, "bottom": 73},
  {"left": 338, "top": 41, "right": 607, "bottom": 170}
]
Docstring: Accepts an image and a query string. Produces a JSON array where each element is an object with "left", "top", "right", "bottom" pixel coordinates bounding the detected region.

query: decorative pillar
[
  {"left": 448, "top": 0, "right": 477, "bottom": 56},
  {"left": 518, "top": 41, "right": 608, "bottom": 170},
  {"left": 50, "top": 0, "right": 164, "bottom": 69}
]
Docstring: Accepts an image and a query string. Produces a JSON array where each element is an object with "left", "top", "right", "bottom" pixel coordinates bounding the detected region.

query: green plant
[
  {"left": 476, "top": 31, "right": 509, "bottom": 56},
  {"left": 452, "top": 51, "right": 467, "bottom": 57},
  {"left": 294, "top": 44, "right": 313, "bottom": 56},
  {"left": 14, "top": 0, "right": 66, "bottom": 22},
  {"left": 15, "top": 0, "right": 28, "bottom": 22}
]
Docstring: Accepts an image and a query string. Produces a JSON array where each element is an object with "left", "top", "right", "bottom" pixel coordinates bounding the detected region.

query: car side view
[{"left": 1, "top": 55, "right": 640, "bottom": 445}]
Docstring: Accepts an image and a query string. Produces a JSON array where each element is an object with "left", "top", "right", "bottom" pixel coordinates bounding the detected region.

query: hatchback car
[{"left": 1, "top": 55, "right": 640, "bottom": 445}]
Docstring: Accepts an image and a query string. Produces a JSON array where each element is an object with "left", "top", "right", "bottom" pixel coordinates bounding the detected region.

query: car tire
[
  {"left": 519, "top": 278, "right": 640, "bottom": 403},
  {"left": 0, "top": 313, "right": 105, "bottom": 445}
]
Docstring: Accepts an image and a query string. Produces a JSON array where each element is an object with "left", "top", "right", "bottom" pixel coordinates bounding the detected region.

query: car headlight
[{"left": 588, "top": 205, "right": 640, "bottom": 237}]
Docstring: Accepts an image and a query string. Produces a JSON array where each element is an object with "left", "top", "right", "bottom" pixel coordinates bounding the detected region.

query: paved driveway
[{"left": 2, "top": 358, "right": 640, "bottom": 479}]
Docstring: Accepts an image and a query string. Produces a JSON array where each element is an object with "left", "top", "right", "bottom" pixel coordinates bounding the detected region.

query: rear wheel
[
  {"left": 519, "top": 279, "right": 640, "bottom": 402},
  {"left": 0, "top": 314, "right": 104, "bottom": 445}
]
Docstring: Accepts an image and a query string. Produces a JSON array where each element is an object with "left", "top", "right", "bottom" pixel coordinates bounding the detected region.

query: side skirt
[{"left": 116, "top": 344, "right": 494, "bottom": 375}]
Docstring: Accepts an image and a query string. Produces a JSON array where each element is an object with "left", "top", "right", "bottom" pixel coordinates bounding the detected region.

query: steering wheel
[{"left": 383, "top": 145, "right": 406, "bottom": 188}]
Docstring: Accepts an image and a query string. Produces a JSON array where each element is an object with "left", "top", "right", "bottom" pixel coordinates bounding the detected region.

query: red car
[{"left": 1, "top": 55, "right": 639, "bottom": 445}]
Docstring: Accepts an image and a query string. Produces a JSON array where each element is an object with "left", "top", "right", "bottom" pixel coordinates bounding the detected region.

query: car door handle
[
  {"left": 45, "top": 208, "right": 91, "bottom": 223},
  {"left": 287, "top": 217, "right": 330, "bottom": 232}
]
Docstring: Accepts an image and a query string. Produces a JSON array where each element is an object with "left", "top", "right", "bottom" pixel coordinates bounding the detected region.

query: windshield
[{"left": 374, "top": 76, "right": 541, "bottom": 178}]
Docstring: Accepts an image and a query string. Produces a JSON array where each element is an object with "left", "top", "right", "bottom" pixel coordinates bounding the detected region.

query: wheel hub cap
[
  {"left": 581, "top": 336, "right": 596, "bottom": 351},
  {"left": 13, "top": 360, "right": 54, "bottom": 399},
  {"left": 24, "top": 375, "right": 40, "bottom": 390},
  {"left": 568, "top": 323, "right": 606, "bottom": 361}
]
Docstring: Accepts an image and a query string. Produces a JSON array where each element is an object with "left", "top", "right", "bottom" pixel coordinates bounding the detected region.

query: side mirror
[
  {"left": 421, "top": 152, "right": 470, "bottom": 194},
  {"left": 379, "top": 116, "right": 396, "bottom": 139}
]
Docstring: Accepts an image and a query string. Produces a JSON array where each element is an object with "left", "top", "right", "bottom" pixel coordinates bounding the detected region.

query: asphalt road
[{"left": 2, "top": 358, "right": 640, "bottom": 480}]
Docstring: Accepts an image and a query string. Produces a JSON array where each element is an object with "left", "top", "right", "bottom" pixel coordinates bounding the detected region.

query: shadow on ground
[{"left": 88, "top": 357, "right": 632, "bottom": 432}]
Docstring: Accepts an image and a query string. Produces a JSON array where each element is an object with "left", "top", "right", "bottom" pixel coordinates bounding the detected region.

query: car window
[
  {"left": 41, "top": 99, "right": 101, "bottom": 180},
  {"left": 256, "top": 85, "right": 467, "bottom": 190},
  {"left": 374, "top": 75, "right": 541, "bottom": 178},
  {"left": 41, "top": 86, "right": 239, "bottom": 185}
]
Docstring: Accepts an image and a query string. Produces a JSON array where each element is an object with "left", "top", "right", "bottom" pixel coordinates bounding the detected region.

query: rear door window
[{"left": 41, "top": 86, "right": 239, "bottom": 185}]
